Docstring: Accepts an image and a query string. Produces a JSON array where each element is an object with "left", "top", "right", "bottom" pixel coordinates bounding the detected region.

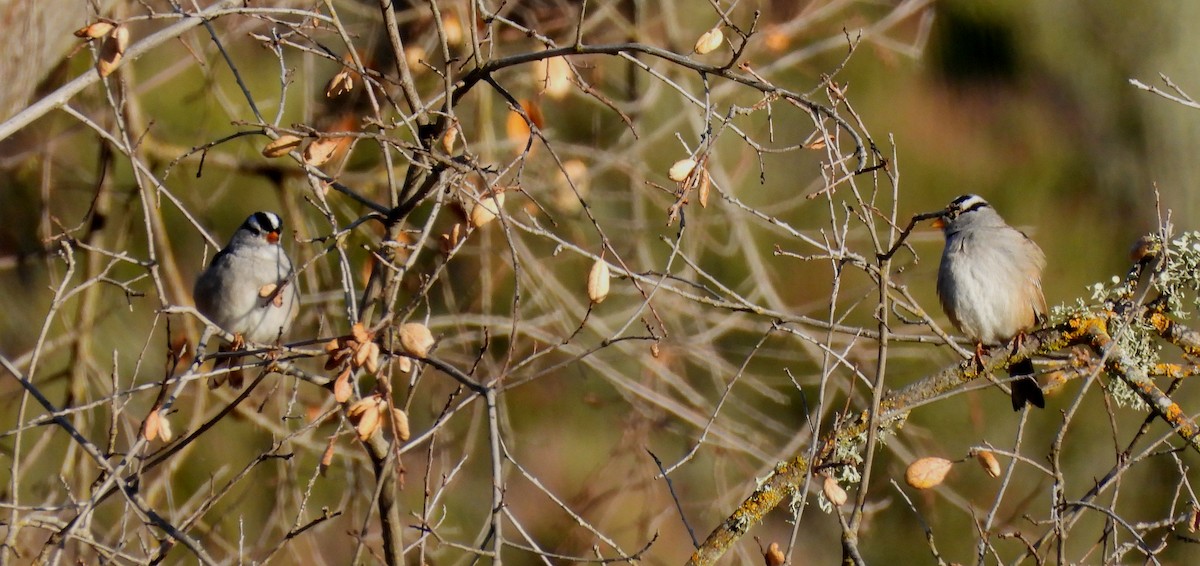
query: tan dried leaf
[
  {"left": 262, "top": 134, "right": 303, "bottom": 158},
  {"left": 698, "top": 169, "right": 711, "bottom": 207},
  {"left": 442, "top": 120, "right": 460, "bottom": 153},
  {"left": 822, "top": 476, "right": 848, "bottom": 506},
  {"left": 469, "top": 191, "right": 505, "bottom": 228},
  {"left": 765, "top": 542, "right": 785, "bottom": 566},
  {"left": 320, "top": 435, "right": 336, "bottom": 475},
  {"left": 975, "top": 450, "right": 1002, "bottom": 478},
  {"left": 694, "top": 27, "right": 724, "bottom": 54},
  {"left": 157, "top": 413, "right": 174, "bottom": 443},
  {"left": 258, "top": 282, "right": 277, "bottom": 298},
  {"left": 905, "top": 457, "right": 953, "bottom": 490},
  {"left": 1190, "top": 504, "right": 1200, "bottom": 533},
  {"left": 399, "top": 322, "right": 434, "bottom": 358},
  {"left": 668, "top": 158, "right": 697, "bottom": 182},
  {"left": 143, "top": 408, "right": 161, "bottom": 441},
  {"left": 333, "top": 367, "right": 353, "bottom": 403},
  {"left": 355, "top": 404, "right": 381, "bottom": 441},
  {"left": 75, "top": 21, "right": 115, "bottom": 39},
  {"left": 397, "top": 355, "right": 413, "bottom": 373},
  {"left": 353, "top": 339, "right": 374, "bottom": 370},
  {"left": 325, "top": 69, "right": 354, "bottom": 97},
  {"left": 304, "top": 137, "right": 342, "bottom": 166},
  {"left": 363, "top": 341, "right": 380, "bottom": 374},
  {"left": 346, "top": 396, "right": 377, "bottom": 419},
  {"left": 587, "top": 258, "right": 611, "bottom": 303},
  {"left": 351, "top": 322, "right": 370, "bottom": 344},
  {"left": 111, "top": 24, "right": 129, "bottom": 53},
  {"left": 650, "top": 342, "right": 661, "bottom": 358},
  {"left": 97, "top": 28, "right": 125, "bottom": 77},
  {"left": 392, "top": 408, "right": 411, "bottom": 441}
]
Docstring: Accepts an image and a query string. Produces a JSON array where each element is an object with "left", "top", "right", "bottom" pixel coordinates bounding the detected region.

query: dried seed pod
[
  {"left": 694, "top": 27, "right": 724, "bottom": 54},
  {"left": 650, "top": 342, "right": 661, "bottom": 358},
  {"left": 765, "top": 542, "right": 785, "bottom": 566},
  {"left": 354, "top": 403, "right": 382, "bottom": 441},
  {"left": 822, "top": 476, "right": 848, "bottom": 506},
  {"left": 668, "top": 158, "right": 697, "bottom": 182},
  {"left": 697, "top": 169, "right": 711, "bottom": 207},
  {"left": 392, "top": 408, "right": 411, "bottom": 441},
  {"left": 258, "top": 283, "right": 277, "bottom": 298},
  {"left": 587, "top": 258, "right": 611, "bottom": 303},
  {"left": 353, "top": 339, "right": 374, "bottom": 370},
  {"left": 351, "top": 322, "right": 370, "bottom": 345},
  {"left": 333, "top": 367, "right": 353, "bottom": 403},
  {"left": 75, "top": 21, "right": 115, "bottom": 39},
  {"left": 304, "top": 137, "right": 342, "bottom": 166},
  {"left": 111, "top": 24, "right": 130, "bottom": 53},
  {"left": 320, "top": 435, "right": 336, "bottom": 475},
  {"left": 399, "top": 322, "right": 434, "bottom": 358},
  {"left": 157, "top": 413, "right": 174, "bottom": 443},
  {"left": 262, "top": 135, "right": 303, "bottom": 158},
  {"left": 143, "top": 408, "right": 162, "bottom": 441},
  {"left": 325, "top": 69, "right": 354, "bottom": 97},
  {"left": 346, "top": 396, "right": 377, "bottom": 419},
  {"left": 905, "top": 457, "right": 953, "bottom": 490},
  {"left": 975, "top": 450, "right": 1002, "bottom": 478},
  {"left": 363, "top": 342, "right": 380, "bottom": 374},
  {"left": 397, "top": 356, "right": 413, "bottom": 373},
  {"left": 469, "top": 192, "right": 505, "bottom": 228},
  {"left": 442, "top": 120, "right": 460, "bottom": 153},
  {"left": 96, "top": 26, "right": 127, "bottom": 78}
]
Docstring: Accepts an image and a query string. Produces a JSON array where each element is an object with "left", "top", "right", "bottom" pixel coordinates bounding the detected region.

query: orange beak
[
  {"left": 931, "top": 217, "right": 946, "bottom": 229},
  {"left": 267, "top": 231, "right": 280, "bottom": 244}
]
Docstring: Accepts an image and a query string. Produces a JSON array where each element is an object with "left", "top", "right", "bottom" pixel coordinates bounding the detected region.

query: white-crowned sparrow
[
  {"left": 194, "top": 211, "right": 300, "bottom": 345},
  {"left": 935, "top": 194, "right": 1046, "bottom": 410}
]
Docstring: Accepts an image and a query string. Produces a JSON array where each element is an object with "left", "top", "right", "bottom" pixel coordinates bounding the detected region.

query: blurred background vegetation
[{"left": 1, "top": 0, "right": 1199, "bottom": 564}]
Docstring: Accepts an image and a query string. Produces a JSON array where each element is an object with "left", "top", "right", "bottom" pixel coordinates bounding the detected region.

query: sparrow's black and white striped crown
[
  {"left": 242, "top": 211, "right": 283, "bottom": 236},
  {"left": 946, "top": 194, "right": 990, "bottom": 216}
]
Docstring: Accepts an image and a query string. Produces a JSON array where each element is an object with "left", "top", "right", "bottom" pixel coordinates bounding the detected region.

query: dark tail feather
[{"left": 1009, "top": 358, "right": 1045, "bottom": 411}]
